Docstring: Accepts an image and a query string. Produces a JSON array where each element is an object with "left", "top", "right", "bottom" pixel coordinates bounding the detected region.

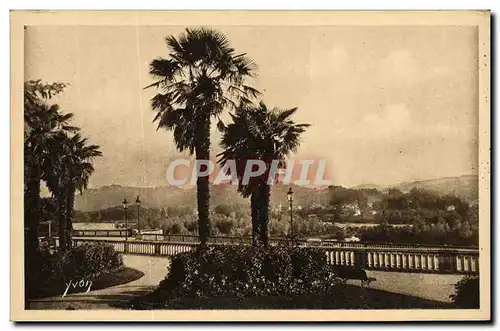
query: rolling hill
[
  {"left": 74, "top": 175, "right": 478, "bottom": 211},
  {"left": 394, "top": 175, "right": 478, "bottom": 201}
]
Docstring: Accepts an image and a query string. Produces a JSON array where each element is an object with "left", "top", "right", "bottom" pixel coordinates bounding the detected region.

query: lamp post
[
  {"left": 122, "top": 198, "right": 128, "bottom": 241},
  {"left": 48, "top": 220, "right": 52, "bottom": 238},
  {"left": 287, "top": 187, "right": 294, "bottom": 246},
  {"left": 135, "top": 195, "right": 141, "bottom": 235}
]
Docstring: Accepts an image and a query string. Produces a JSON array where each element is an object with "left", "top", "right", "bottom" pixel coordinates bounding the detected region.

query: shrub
[
  {"left": 58, "top": 243, "right": 123, "bottom": 279},
  {"left": 26, "top": 242, "right": 124, "bottom": 298},
  {"left": 450, "top": 275, "right": 479, "bottom": 308},
  {"left": 155, "top": 245, "right": 339, "bottom": 306}
]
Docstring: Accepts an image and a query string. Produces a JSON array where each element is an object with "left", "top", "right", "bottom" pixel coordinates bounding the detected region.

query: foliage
[
  {"left": 213, "top": 203, "right": 247, "bottom": 218},
  {"left": 26, "top": 243, "right": 124, "bottom": 298},
  {"left": 24, "top": 80, "right": 67, "bottom": 108},
  {"left": 450, "top": 275, "right": 480, "bottom": 308},
  {"left": 212, "top": 214, "right": 235, "bottom": 235},
  {"left": 359, "top": 216, "right": 478, "bottom": 246},
  {"left": 146, "top": 27, "right": 260, "bottom": 245},
  {"left": 218, "top": 102, "right": 310, "bottom": 246},
  {"left": 24, "top": 79, "right": 101, "bottom": 252},
  {"left": 44, "top": 132, "right": 102, "bottom": 249},
  {"left": 154, "top": 246, "right": 338, "bottom": 306}
]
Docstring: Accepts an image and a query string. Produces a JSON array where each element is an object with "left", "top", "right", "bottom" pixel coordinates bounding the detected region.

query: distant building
[
  {"left": 310, "top": 203, "right": 325, "bottom": 209},
  {"left": 342, "top": 203, "right": 361, "bottom": 216},
  {"left": 344, "top": 235, "right": 361, "bottom": 242}
]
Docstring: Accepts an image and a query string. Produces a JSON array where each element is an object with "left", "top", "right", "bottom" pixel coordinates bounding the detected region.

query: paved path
[
  {"left": 346, "top": 270, "right": 462, "bottom": 303},
  {"left": 28, "top": 254, "right": 462, "bottom": 309},
  {"left": 27, "top": 255, "right": 170, "bottom": 310}
]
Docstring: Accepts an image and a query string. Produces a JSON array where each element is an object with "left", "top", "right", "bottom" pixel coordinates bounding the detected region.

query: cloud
[
  {"left": 340, "top": 102, "right": 471, "bottom": 142},
  {"left": 310, "top": 46, "right": 350, "bottom": 77},
  {"left": 382, "top": 50, "right": 419, "bottom": 82},
  {"left": 361, "top": 103, "right": 412, "bottom": 139},
  {"left": 379, "top": 50, "right": 451, "bottom": 85},
  {"left": 329, "top": 47, "right": 350, "bottom": 69}
]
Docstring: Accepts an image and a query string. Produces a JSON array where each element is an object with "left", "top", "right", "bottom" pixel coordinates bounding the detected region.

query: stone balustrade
[{"left": 64, "top": 238, "right": 479, "bottom": 275}]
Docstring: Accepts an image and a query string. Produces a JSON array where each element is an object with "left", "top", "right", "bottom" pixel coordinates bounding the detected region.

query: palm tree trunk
[
  {"left": 56, "top": 191, "right": 68, "bottom": 250},
  {"left": 65, "top": 185, "right": 76, "bottom": 248},
  {"left": 259, "top": 184, "right": 271, "bottom": 247},
  {"left": 24, "top": 161, "right": 42, "bottom": 303},
  {"left": 250, "top": 187, "right": 261, "bottom": 247},
  {"left": 24, "top": 163, "right": 41, "bottom": 256},
  {"left": 195, "top": 118, "right": 211, "bottom": 247}
]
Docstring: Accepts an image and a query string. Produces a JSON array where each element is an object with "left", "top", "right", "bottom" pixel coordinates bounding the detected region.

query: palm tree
[
  {"left": 44, "top": 132, "right": 102, "bottom": 250},
  {"left": 64, "top": 134, "right": 101, "bottom": 248},
  {"left": 24, "top": 81, "right": 74, "bottom": 255},
  {"left": 218, "top": 102, "right": 310, "bottom": 246},
  {"left": 145, "top": 27, "right": 259, "bottom": 246}
]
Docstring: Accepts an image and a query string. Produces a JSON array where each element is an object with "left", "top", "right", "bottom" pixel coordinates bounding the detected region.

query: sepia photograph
[{"left": 10, "top": 10, "right": 490, "bottom": 321}]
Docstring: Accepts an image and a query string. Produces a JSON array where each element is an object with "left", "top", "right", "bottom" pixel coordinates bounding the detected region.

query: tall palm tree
[
  {"left": 145, "top": 27, "right": 259, "bottom": 246},
  {"left": 24, "top": 81, "right": 74, "bottom": 255},
  {"left": 65, "top": 135, "right": 101, "bottom": 247},
  {"left": 218, "top": 102, "right": 310, "bottom": 246},
  {"left": 44, "top": 132, "right": 101, "bottom": 250},
  {"left": 60, "top": 134, "right": 101, "bottom": 248}
]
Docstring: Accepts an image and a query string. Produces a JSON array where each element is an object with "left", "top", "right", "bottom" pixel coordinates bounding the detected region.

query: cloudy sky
[{"left": 25, "top": 25, "right": 478, "bottom": 188}]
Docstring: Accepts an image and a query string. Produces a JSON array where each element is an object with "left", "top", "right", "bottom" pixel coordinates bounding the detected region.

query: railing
[
  {"left": 72, "top": 231, "right": 478, "bottom": 251},
  {"left": 323, "top": 247, "right": 479, "bottom": 274},
  {"left": 70, "top": 238, "right": 197, "bottom": 257},
  {"left": 64, "top": 237, "right": 479, "bottom": 275},
  {"left": 72, "top": 229, "right": 133, "bottom": 237}
]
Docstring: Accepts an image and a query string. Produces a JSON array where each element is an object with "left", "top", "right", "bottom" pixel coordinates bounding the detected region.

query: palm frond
[{"left": 217, "top": 101, "right": 309, "bottom": 197}]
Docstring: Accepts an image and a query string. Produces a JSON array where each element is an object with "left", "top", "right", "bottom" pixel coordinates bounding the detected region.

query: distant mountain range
[
  {"left": 394, "top": 175, "right": 478, "bottom": 200},
  {"left": 75, "top": 174, "right": 478, "bottom": 212},
  {"left": 351, "top": 174, "right": 478, "bottom": 200}
]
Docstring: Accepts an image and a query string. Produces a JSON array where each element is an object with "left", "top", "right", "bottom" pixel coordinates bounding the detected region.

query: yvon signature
[{"left": 62, "top": 279, "right": 92, "bottom": 297}]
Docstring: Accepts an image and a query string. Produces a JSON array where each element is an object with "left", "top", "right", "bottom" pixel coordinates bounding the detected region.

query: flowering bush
[{"left": 156, "top": 245, "right": 339, "bottom": 304}]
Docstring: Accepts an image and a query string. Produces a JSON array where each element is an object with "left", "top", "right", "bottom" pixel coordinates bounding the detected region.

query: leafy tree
[
  {"left": 24, "top": 80, "right": 72, "bottom": 255},
  {"left": 166, "top": 206, "right": 193, "bottom": 217},
  {"left": 328, "top": 186, "right": 360, "bottom": 220},
  {"left": 213, "top": 204, "right": 233, "bottom": 217},
  {"left": 212, "top": 214, "right": 235, "bottom": 235},
  {"left": 218, "top": 102, "right": 310, "bottom": 246},
  {"left": 145, "top": 27, "right": 259, "bottom": 246}
]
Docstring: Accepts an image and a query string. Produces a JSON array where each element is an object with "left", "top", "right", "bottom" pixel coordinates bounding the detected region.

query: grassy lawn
[
  {"left": 28, "top": 267, "right": 145, "bottom": 299},
  {"left": 130, "top": 284, "right": 452, "bottom": 310}
]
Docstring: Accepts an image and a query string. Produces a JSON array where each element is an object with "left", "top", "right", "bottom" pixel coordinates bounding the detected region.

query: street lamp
[
  {"left": 287, "top": 187, "right": 294, "bottom": 246},
  {"left": 135, "top": 195, "right": 141, "bottom": 235},
  {"left": 122, "top": 198, "right": 128, "bottom": 241},
  {"left": 47, "top": 220, "right": 52, "bottom": 238}
]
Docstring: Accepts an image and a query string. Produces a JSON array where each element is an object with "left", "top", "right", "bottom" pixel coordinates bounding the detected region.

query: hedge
[
  {"left": 450, "top": 275, "right": 480, "bottom": 308},
  {"left": 26, "top": 242, "right": 124, "bottom": 298},
  {"left": 152, "top": 245, "right": 339, "bottom": 307}
]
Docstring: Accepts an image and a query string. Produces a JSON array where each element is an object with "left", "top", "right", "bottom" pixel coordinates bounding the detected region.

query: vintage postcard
[{"left": 11, "top": 10, "right": 490, "bottom": 322}]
